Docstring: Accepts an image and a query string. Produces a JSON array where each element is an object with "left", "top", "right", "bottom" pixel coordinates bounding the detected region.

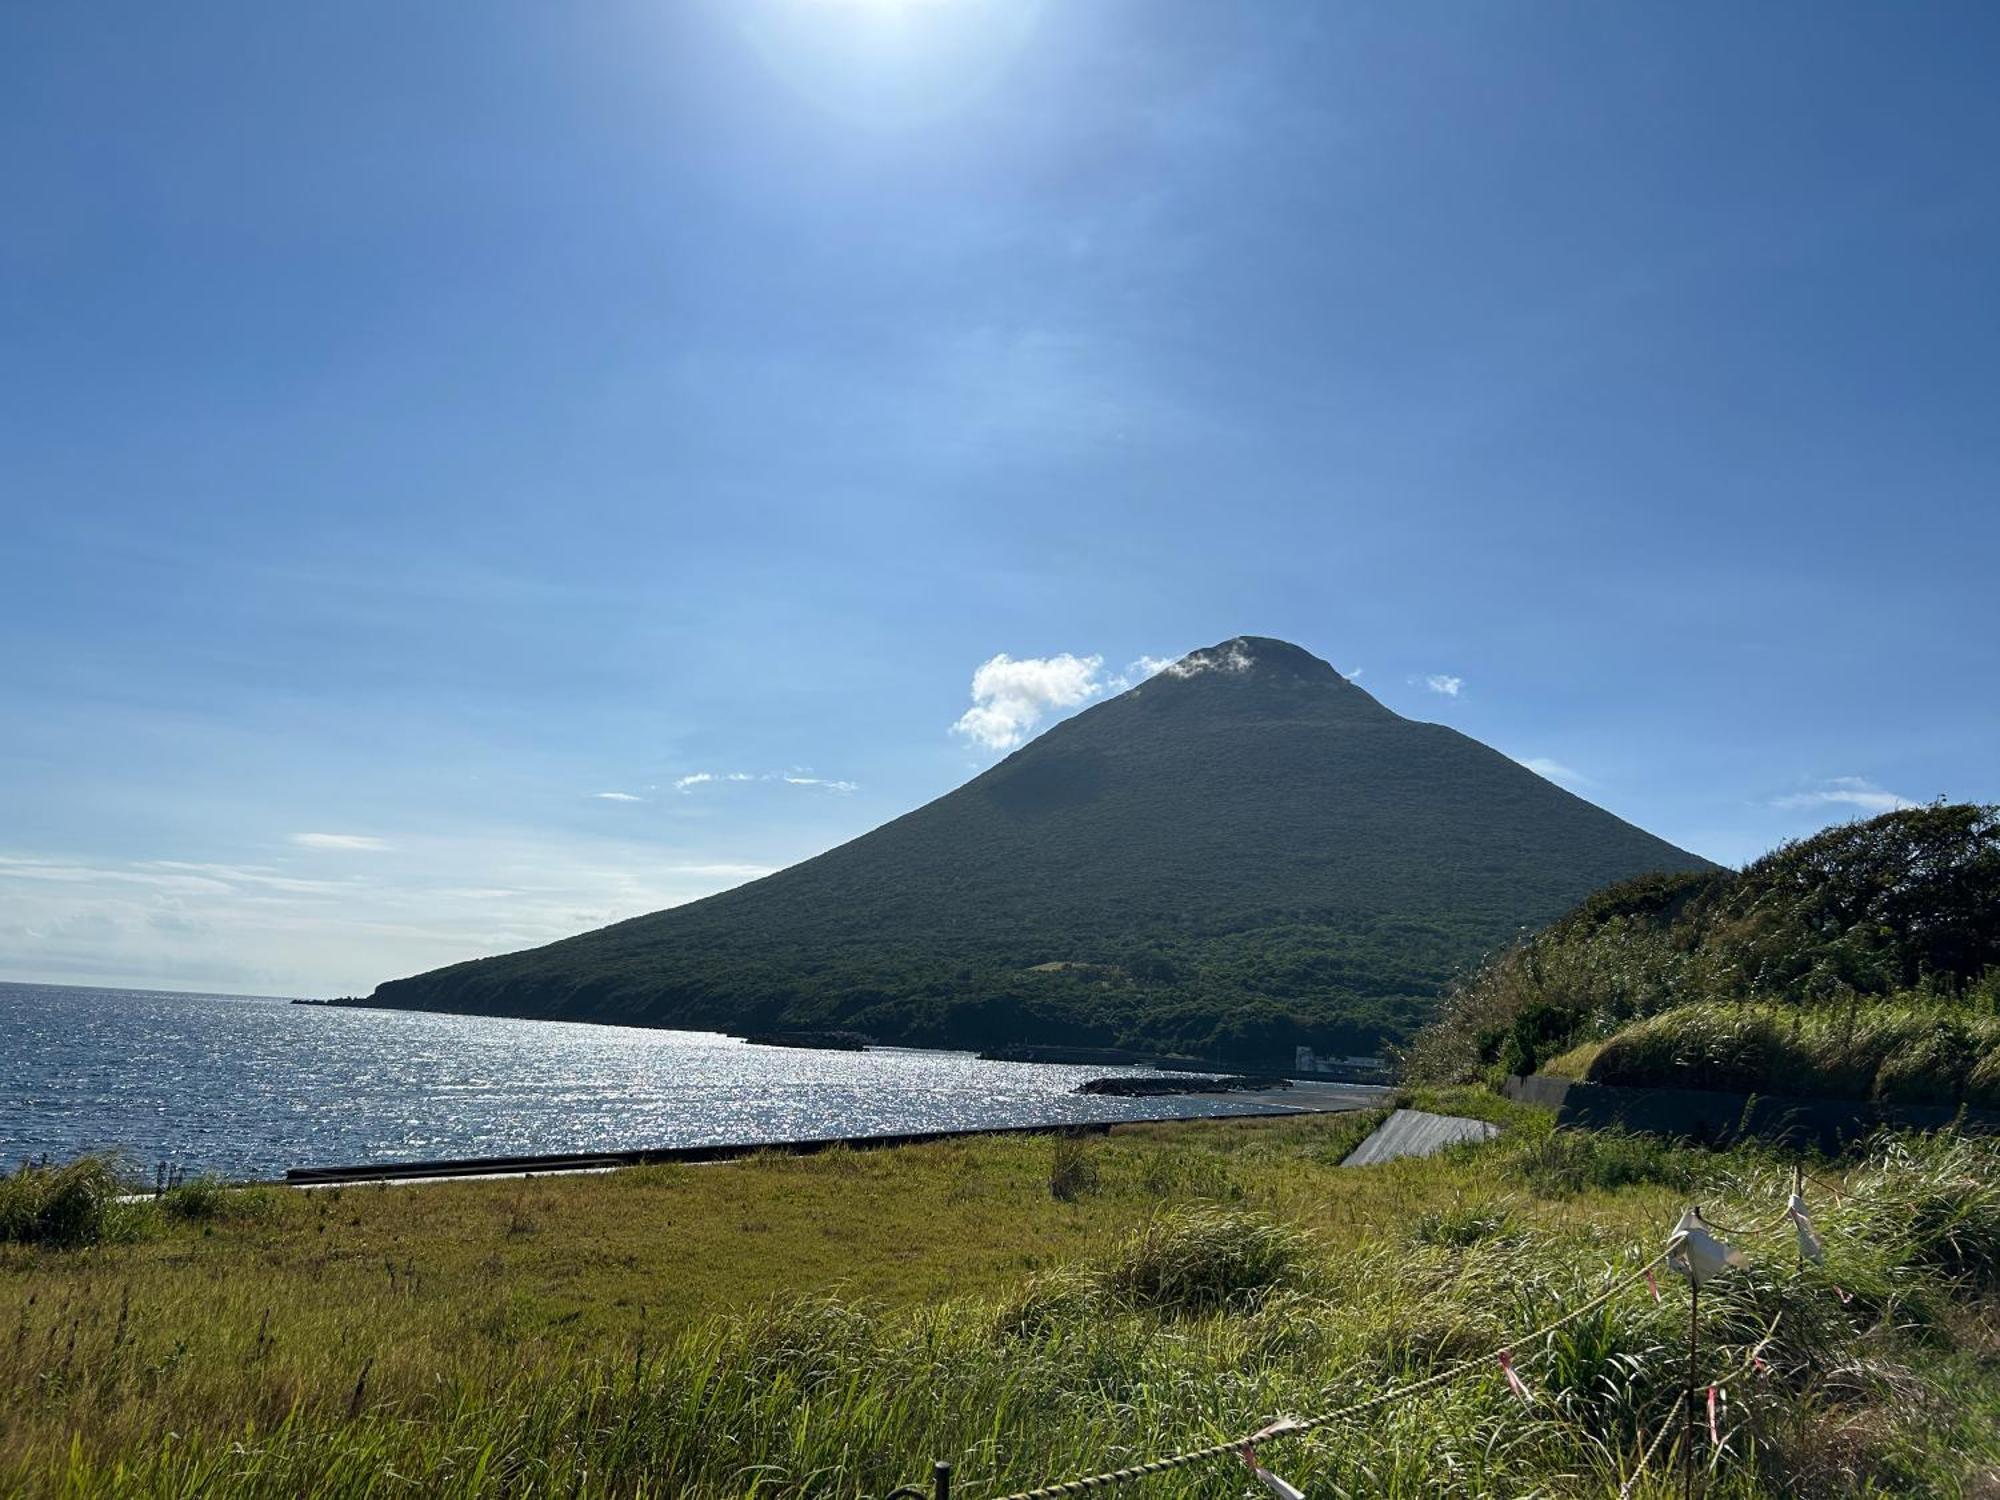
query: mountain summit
[{"left": 364, "top": 637, "right": 1714, "bottom": 1057}]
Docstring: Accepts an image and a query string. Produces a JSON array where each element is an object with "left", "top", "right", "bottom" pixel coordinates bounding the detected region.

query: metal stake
[{"left": 1683, "top": 1277, "right": 1700, "bottom": 1500}]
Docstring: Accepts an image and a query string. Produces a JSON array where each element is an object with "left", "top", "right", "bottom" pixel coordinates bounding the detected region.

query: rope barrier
[
  {"left": 887, "top": 1177, "right": 1847, "bottom": 1500},
  {"left": 972, "top": 1251, "right": 1677, "bottom": 1500},
  {"left": 1616, "top": 1310, "right": 1782, "bottom": 1499}
]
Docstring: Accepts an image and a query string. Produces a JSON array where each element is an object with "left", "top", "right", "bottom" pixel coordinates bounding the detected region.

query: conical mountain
[{"left": 364, "top": 637, "right": 1714, "bottom": 1057}]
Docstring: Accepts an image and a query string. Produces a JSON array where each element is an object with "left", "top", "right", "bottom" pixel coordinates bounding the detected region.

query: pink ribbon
[
  {"left": 1644, "top": 1268, "right": 1660, "bottom": 1302},
  {"left": 1706, "top": 1384, "right": 1720, "bottom": 1445},
  {"left": 1498, "top": 1349, "right": 1531, "bottom": 1403}
]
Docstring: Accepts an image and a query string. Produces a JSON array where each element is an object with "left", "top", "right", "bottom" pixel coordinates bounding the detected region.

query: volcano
[{"left": 362, "top": 637, "right": 1714, "bottom": 1057}]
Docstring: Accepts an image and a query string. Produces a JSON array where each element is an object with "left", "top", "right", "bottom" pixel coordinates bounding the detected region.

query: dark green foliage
[
  {"left": 1101, "top": 1206, "right": 1307, "bottom": 1313},
  {"left": 1583, "top": 1000, "right": 2000, "bottom": 1104},
  {"left": 363, "top": 638, "right": 1709, "bottom": 1057},
  {"left": 0, "top": 1156, "right": 134, "bottom": 1248},
  {"left": 1408, "top": 802, "right": 2000, "bottom": 1083},
  {"left": 160, "top": 1177, "right": 275, "bottom": 1223},
  {"left": 1490, "top": 1001, "right": 1575, "bottom": 1077}
]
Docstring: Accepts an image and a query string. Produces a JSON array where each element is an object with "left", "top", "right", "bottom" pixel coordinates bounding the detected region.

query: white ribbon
[
  {"left": 1666, "top": 1208, "right": 1745, "bottom": 1285},
  {"left": 1787, "top": 1192, "right": 1823, "bottom": 1264},
  {"left": 1240, "top": 1420, "right": 1306, "bottom": 1500},
  {"left": 1245, "top": 1462, "right": 1305, "bottom": 1500}
]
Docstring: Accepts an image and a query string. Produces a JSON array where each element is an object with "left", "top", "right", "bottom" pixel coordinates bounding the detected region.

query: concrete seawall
[{"left": 285, "top": 1082, "right": 1391, "bottom": 1185}]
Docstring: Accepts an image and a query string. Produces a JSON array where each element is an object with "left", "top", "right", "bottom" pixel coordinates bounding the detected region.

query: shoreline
[{"left": 279, "top": 1082, "right": 1391, "bottom": 1187}]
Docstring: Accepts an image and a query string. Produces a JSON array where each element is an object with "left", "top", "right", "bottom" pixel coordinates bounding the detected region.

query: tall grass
[
  {"left": 1498, "top": 1127, "right": 1702, "bottom": 1198},
  {"left": 1047, "top": 1134, "right": 1102, "bottom": 1202},
  {"left": 4, "top": 1126, "right": 1998, "bottom": 1497},
  {"left": 1586, "top": 1000, "right": 2000, "bottom": 1106},
  {"left": 0, "top": 1156, "right": 141, "bottom": 1247}
]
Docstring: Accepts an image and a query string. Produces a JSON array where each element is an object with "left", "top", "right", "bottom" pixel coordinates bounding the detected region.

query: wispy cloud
[
  {"left": 674, "top": 770, "right": 856, "bottom": 794},
  {"left": 1773, "top": 777, "right": 1917, "bottom": 814},
  {"left": 1136, "top": 640, "right": 1255, "bottom": 683},
  {"left": 290, "top": 833, "right": 390, "bottom": 851},
  {"left": 1115, "top": 642, "right": 1357, "bottom": 693},
  {"left": 1421, "top": 674, "right": 1464, "bottom": 697},
  {"left": 1518, "top": 756, "right": 1591, "bottom": 787},
  {"left": 592, "top": 791, "right": 643, "bottom": 802},
  {"left": 0, "top": 837, "right": 784, "bottom": 998},
  {"left": 952, "top": 651, "right": 1106, "bottom": 751}
]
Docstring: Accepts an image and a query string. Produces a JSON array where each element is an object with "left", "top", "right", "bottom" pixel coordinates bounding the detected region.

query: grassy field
[{"left": 4, "top": 1098, "right": 1998, "bottom": 1498}]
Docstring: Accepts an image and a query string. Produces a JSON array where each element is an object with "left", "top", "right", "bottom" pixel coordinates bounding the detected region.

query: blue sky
[{"left": 4, "top": 1, "right": 1997, "bottom": 997}]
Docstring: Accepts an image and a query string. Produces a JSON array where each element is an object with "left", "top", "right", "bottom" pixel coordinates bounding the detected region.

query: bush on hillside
[
  {"left": 1406, "top": 803, "right": 2000, "bottom": 1084},
  {"left": 1047, "top": 1135, "right": 1101, "bottom": 1202},
  {"left": 1582, "top": 1001, "right": 2000, "bottom": 1106},
  {"left": 161, "top": 1176, "right": 276, "bottom": 1222},
  {"left": 1104, "top": 1207, "right": 1307, "bottom": 1313},
  {"left": 0, "top": 1156, "right": 140, "bottom": 1248}
]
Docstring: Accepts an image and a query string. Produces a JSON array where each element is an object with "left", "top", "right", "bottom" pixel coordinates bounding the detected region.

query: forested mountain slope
[{"left": 363, "top": 637, "right": 1714, "bottom": 1056}]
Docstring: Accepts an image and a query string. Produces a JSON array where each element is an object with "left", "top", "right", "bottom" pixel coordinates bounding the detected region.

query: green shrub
[
  {"left": 992, "top": 1265, "right": 1105, "bottom": 1340},
  {"left": 1047, "top": 1134, "right": 1101, "bottom": 1202},
  {"left": 1103, "top": 1207, "right": 1307, "bottom": 1313},
  {"left": 1583, "top": 1001, "right": 2000, "bottom": 1105},
  {"left": 160, "top": 1176, "right": 241, "bottom": 1222},
  {"left": 0, "top": 1156, "right": 138, "bottom": 1248},
  {"left": 1408, "top": 804, "right": 2000, "bottom": 1086}
]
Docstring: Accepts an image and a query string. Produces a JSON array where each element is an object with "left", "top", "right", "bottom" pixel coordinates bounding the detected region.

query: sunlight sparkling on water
[{"left": 1, "top": 983, "right": 1331, "bottom": 1180}]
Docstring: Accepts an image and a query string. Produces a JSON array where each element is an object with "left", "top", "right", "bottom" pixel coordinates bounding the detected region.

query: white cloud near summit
[
  {"left": 1773, "top": 777, "right": 1916, "bottom": 814},
  {"left": 952, "top": 642, "right": 1272, "bottom": 751},
  {"left": 952, "top": 652, "right": 1106, "bottom": 751},
  {"left": 1423, "top": 674, "right": 1463, "bottom": 697}
]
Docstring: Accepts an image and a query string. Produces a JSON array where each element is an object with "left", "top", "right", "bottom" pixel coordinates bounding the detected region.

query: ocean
[{"left": 0, "top": 981, "right": 1350, "bottom": 1181}]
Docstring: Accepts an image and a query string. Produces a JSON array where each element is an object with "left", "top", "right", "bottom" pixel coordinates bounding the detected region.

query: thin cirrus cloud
[
  {"left": 1517, "top": 756, "right": 1592, "bottom": 787},
  {"left": 290, "top": 832, "right": 390, "bottom": 851},
  {"left": 592, "top": 791, "right": 643, "bottom": 803},
  {"left": 672, "top": 771, "right": 854, "bottom": 794},
  {"left": 1773, "top": 777, "right": 1917, "bottom": 814},
  {"left": 0, "top": 837, "right": 782, "bottom": 997}
]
